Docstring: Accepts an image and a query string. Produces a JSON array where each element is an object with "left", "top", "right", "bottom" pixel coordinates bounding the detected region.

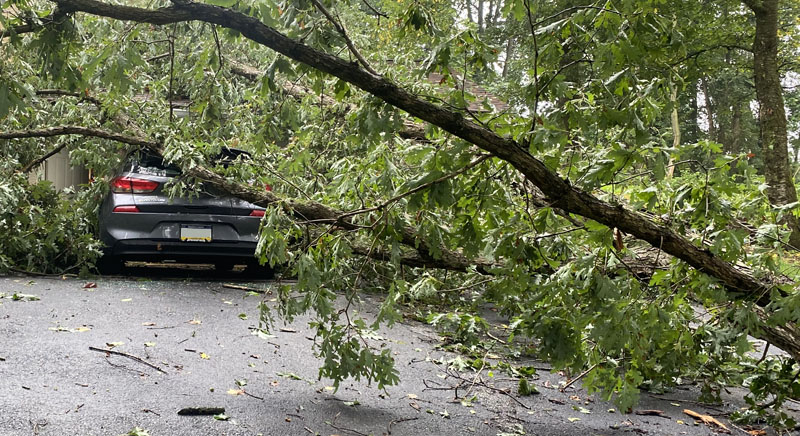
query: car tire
[
  {"left": 245, "top": 260, "right": 274, "bottom": 279},
  {"left": 96, "top": 255, "right": 122, "bottom": 275},
  {"left": 214, "top": 261, "right": 236, "bottom": 272}
]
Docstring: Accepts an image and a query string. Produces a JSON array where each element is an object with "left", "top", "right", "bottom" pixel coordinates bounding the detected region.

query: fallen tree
[
  {"left": 22, "top": 0, "right": 793, "bottom": 355},
  {"left": 3, "top": 0, "right": 800, "bottom": 418}
]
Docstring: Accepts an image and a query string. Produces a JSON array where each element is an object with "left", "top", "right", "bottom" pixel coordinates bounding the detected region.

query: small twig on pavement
[
  {"left": 244, "top": 390, "right": 264, "bottom": 400},
  {"left": 502, "top": 412, "right": 526, "bottom": 423},
  {"left": 634, "top": 409, "right": 670, "bottom": 419},
  {"left": 326, "top": 412, "right": 369, "bottom": 436},
  {"left": 89, "top": 346, "right": 167, "bottom": 374},
  {"left": 431, "top": 370, "right": 533, "bottom": 410},
  {"left": 559, "top": 362, "right": 598, "bottom": 392},
  {"left": 222, "top": 283, "right": 269, "bottom": 293},
  {"left": 11, "top": 267, "right": 76, "bottom": 277},
  {"left": 486, "top": 331, "right": 506, "bottom": 344},
  {"left": 729, "top": 421, "right": 761, "bottom": 435},
  {"left": 29, "top": 419, "right": 47, "bottom": 436},
  {"left": 102, "top": 356, "right": 146, "bottom": 376},
  {"left": 142, "top": 408, "right": 161, "bottom": 416},
  {"left": 645, "top": 394, "right": 725, "bottom": 412},
  {"left": 387, "top": 417, "right": 419, "bottom": 434}
]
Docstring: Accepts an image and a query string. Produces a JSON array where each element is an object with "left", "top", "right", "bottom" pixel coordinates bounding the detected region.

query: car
[{"left": 96, "top": 148, "right": 271, "bottom": 275}]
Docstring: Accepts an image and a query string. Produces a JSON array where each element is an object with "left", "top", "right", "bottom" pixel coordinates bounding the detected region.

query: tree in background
[{"left": 743, "top": 0, "right": 800, "bottom": 247}]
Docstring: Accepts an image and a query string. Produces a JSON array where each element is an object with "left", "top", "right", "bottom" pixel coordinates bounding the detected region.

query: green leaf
[{"left": 205, "top": 0, "right": 237, "bottom": 7}]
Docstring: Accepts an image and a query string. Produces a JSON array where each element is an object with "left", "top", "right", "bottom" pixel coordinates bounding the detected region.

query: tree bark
[
  {"left": 685, "top": 79, "right": 700, "bottom": 144},
  {"left": 42, "top": 0, "right": 800, "bottom": 359},
  {"left": 730, "top": 102, "right": 743, "bottom": 153},
  {"left": 667, "top": 84, "right": 680, "bottom": 178},
  {"left": 744, "top": 0, "right": 800, "bottom": 247},
  {"left": 492, "top": 0, "right": 503, "bottom": 26},
  {"left": 701, "top": 77, "right": 717, "bottom": 142},
  {"left": 478, "top": 0, "right": 484, "bottom": 30},
  {"left": 501, "top": 37, "right": 514, "bottom": 78}
]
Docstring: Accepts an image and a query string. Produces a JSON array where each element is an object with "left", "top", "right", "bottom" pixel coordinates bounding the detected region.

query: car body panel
[{"left": 98, "top": 149, "right": 265, "bottom": 263}]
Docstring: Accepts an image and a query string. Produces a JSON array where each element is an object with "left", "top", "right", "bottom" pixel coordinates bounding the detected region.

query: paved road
[{"left": 0, "top": 272, "right": 781, "bottom": 435}]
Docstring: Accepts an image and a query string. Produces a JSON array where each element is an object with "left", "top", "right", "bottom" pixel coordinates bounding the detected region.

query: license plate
[{"left": 180, "top": 225, "right": 212, "bottom": 242}]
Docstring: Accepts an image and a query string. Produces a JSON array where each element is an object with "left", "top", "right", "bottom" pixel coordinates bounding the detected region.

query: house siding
[{"left": 28, "top": 148, "right": 89, "bottom": 191}]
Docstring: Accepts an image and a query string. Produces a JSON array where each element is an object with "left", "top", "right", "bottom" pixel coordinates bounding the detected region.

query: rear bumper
[
  {"left": 98, "top": 207, "right": 262, "bottom": 261},
  {"left": 107, "top": 239, "right": 257, "bottom": 260}
]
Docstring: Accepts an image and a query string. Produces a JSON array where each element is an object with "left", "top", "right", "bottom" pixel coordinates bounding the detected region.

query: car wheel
[
  {"left": 96, "top": 255, "right": 122, "bottom": 275},
  {"left": 214, "top": 261, "right": 236, "bottom": 272},
  {"left": 245, "top": 260, "right": 274, "bottom": 278}
]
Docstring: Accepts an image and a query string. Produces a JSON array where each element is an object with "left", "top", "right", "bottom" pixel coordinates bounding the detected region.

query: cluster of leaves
[{"left": 0, "top": 173, "right": 104, "bottom": 274}]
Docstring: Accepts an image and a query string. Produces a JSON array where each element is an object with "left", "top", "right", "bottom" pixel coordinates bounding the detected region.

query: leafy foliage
[
  {"left": 0, "top": 173, "right": 103, "bottom": 274},
  {"left": 2, "top": 0, "right": 800, "bottom": 428}
]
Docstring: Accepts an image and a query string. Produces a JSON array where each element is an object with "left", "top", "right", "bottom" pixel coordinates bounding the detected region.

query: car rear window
[
  {"left": 129, "top": 152, "right": 182, "bottom": 177},
  {"left": 127, "top": 148, "right": 252, "bottom": 176},
  {"left": 215, "top": 148, "right": 252, "bottom": 168}
]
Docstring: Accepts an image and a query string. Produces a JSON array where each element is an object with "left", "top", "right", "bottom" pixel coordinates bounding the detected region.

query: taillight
[
  {"left": 113, "top": 205, "right": 140, "bottom": 213},
  {"left": 110, "top": 176, "right": 159, "bottom": 193},
  {"left": 250, "top": 209, "right": 265, "bottom": 217}
]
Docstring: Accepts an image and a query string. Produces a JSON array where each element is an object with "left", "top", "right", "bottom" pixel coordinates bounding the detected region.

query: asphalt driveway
[{"left": 0, "top": 272, "right": 783, "bottom": 436}]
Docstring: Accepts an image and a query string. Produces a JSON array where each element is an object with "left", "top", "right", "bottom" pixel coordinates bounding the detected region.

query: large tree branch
[
  {"left": 0, "top": 126, "right": 158, "bottom": 147},
  {"left": 21, "top": 143, "right": 70, "bottom": 173},
  {"left": 1, "top": 9, "right": 70, "bottom": 39}
]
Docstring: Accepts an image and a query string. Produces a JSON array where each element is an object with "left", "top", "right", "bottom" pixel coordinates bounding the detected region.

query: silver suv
[{"left": 97, "top": 148, "right": 269, "bottom": 275}]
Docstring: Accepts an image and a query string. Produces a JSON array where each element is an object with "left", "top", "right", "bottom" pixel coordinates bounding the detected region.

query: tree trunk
[
  {"left": 745, "top": 0, "right": 800, "bottom": 247},
  {"left": 667, "top": 84, "right": 680, "bottom": 178},
  {"left": 501, "top": 37, "right": 514, "bottom": 78},
  {"left": 686, "top": 79, "right": 700, "bottom": 144},
  {"left": 493, "top": 0, "right": 503, "bottom": 26},
  {"left": 477, "top": 0, "right": 484, "bottom": 31},
  {"left": 701, "top": 77, "right": 717, "bottom": 142},
  {"left": 466, "top": 0, "right": 474, "bottom": 24},
  {"left": 730, "top": 102, "right": 743, "bottom": 153}
]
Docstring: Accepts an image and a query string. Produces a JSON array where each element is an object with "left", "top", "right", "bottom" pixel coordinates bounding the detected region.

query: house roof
[{"left": 426, "top": 71, "right": 509, "bottom": 113}]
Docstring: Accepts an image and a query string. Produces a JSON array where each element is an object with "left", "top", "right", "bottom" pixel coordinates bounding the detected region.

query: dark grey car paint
[{"left": 98, "top": 151, "right": 265, "bottom": 262}]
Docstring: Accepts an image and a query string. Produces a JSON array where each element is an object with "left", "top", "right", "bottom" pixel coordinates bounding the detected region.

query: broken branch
[{"left": 88, "top": 346, "right": 167, "bottom": 374}]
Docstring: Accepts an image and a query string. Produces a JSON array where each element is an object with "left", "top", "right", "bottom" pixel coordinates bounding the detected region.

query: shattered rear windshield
[
  {"left": 129, "top": 152, "right": 181, "bottom": 177},
  {"left": 127, "top": 148, "right": 252, "bottom": 176}
]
